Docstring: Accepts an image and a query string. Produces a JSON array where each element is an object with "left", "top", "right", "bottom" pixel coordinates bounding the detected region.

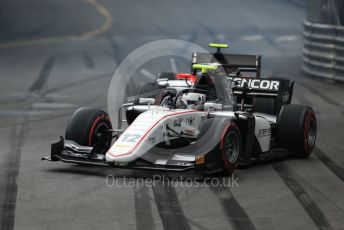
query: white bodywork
[
  {"left": 106, "top": 108, "right": 205, "bottom": 163},
  {"left": 254, "top": 116, "right": 271, "bottom": 152},
  {"left": 106, "top": 107, "right": 273, "bottom": 163}
]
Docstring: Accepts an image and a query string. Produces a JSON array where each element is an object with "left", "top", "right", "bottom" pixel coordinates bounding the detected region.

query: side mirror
[{"left": 138, "top": 98, "right": 155, "bottom": 105}]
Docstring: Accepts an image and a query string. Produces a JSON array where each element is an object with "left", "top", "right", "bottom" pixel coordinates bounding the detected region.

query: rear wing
[
  {"left": 232, "top": 77, "right": 287, "bottom": 97},
  {"left": 231, "top": 77, "right": 294, "bottom": 114},
  {"left": 192, "top": 52, "right": 262, "bottom": 78}
]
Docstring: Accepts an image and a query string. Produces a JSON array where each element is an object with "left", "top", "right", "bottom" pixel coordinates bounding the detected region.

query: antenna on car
[
  {"left": 209, "top": 43, "right": 229, "bottom": 53},
  {"left": 209, "top": 43, "right": 229, "bottom": 65}
]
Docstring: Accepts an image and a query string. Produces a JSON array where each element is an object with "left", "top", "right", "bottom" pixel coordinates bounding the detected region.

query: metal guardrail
[{"left": 302, "top": 20, "right": 344, "bottom": 81}]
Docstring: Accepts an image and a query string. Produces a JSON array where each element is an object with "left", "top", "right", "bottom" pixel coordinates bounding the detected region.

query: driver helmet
[{"left": 177, "top": 92, "right": 206, "bottom": 110}]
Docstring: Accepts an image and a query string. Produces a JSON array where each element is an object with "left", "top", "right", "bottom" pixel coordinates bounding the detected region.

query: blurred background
[{"left": 0, "top": 0, "right": 343, "bottom": 230}]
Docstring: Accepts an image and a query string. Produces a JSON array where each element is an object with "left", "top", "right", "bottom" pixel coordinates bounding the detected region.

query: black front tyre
[
  {"left": 277, "top": 104, "right": 317, "bottom": 158},
  {"left": 219, "top": 122, "right": 242, "bottom": 174},
  {"left": 65, "top": 107, "right": 112, "bottom": 150}
]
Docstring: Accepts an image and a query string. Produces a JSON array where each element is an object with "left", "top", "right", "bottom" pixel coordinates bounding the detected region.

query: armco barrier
[{"left": 302, "top": 20, "right": 344, "bottom": 81}]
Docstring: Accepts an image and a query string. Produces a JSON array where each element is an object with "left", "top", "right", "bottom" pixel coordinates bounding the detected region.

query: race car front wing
[{"left": 42, "top": 137, "right": 198, "bottom": 172}]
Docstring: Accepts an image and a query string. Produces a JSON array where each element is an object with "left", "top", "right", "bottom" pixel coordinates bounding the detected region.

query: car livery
[{"left": 42, "top": 43, "right": 317, "bottom": 175}]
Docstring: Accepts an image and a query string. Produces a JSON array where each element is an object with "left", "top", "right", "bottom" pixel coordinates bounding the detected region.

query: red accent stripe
[
  {"left": 220, "top": 124, "right": 231, "bottom": 150},
  {"left": 303, "top": 111, "right": 315, "bottom": 153},
  {"left": 88, "top": 116, "right": 102, "bottom": 146},
  {"left": 220, "top": 122, "right": 239, "bottom": 172},
  {"left": 107, "top": 110, "right": 199, "bottom": 158}
]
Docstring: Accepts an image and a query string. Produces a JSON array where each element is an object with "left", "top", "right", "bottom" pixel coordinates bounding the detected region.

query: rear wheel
[
  {"left": 277, "top": 104, "right": 317, "bottom": 158},
  {"left": 220, "top": 123, "right": 241, "bottom": 174},
  {"left": 65, "top": 107, "right": 112, "bottom": 151}
]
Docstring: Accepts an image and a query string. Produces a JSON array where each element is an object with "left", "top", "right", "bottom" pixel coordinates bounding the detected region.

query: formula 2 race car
[{"left": 42, "top": 43, "right": 317, "bottom": 175}]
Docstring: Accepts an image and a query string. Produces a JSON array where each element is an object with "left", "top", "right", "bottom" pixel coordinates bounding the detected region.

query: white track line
[
  {"left": 32, "top": 102, "right": 75, "bottom": 109},
  {"left": 275, "top": 35, "right": 299, "bottom": 42},
  {"left": 242, "top": 35, "right": 263, "bottom": 42}
]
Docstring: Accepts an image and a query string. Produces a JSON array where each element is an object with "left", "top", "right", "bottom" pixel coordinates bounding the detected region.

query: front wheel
[
  {"left": 219, "top": 122, "right": 242, "bottom": 175},
  {"left": 65, "top": 107, "right": 113, "bottom": 151}
]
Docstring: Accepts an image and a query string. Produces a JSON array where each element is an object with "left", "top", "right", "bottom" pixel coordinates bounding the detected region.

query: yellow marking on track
[{"left": 0, "top": 0, "right": 112, "bottom": 49}]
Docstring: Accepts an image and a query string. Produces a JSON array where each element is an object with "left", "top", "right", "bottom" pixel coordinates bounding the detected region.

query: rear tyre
[
  {"left": 65, "top": 107, "right": 112, "bottom": 150},
  {"left": 277, "top": 104, "right": 316, "bottom": 158},
  {"left": 219, "top": 122, "right": 241, "bottom": 174}
]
